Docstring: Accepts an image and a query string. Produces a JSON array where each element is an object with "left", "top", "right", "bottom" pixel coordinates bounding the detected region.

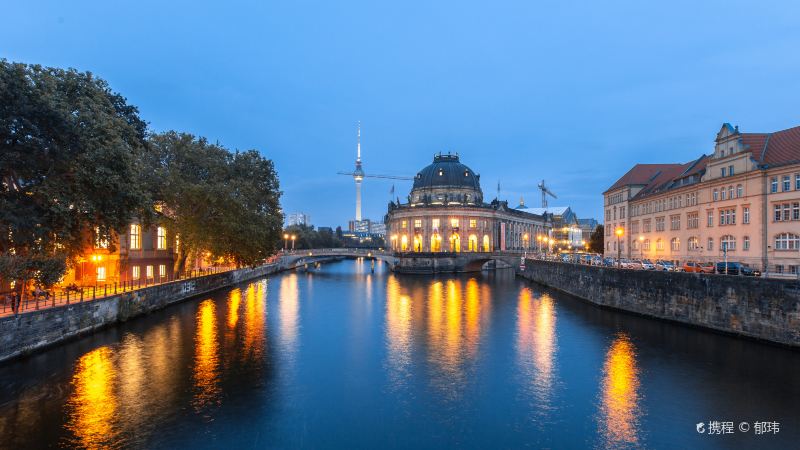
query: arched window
[
  {"left": 713, "top": 189, "right": 718, "bottom": 201},
  {"left": 688, "top": 236, "right": 699, "bottom": 250},
  {"left": 728, "top": 185, "right": 734, "bottom": 199},
  {"left": 401, "top": 235, "right": 408, "bottom": 251},
  {"left": 736, "top": 184, "right": 743, "bottom": 198},
  {"left": 775, "top": 233, "right": 800, "bottom": 250},
  {"left": 643, "top": 239, "right": 650, "bottom": 251},
  {"left": 656, "top": 238, "right": 664, "bottom": 251},
  {"left": 482, "top": 235, "right": 490, "bottom": 252},
  {"left": 670, "top": 237, "right": 680, "bottom": 251},
  {"left": 721, "top": 235, "right": 736, "bottom": 251},
  {"left": 431, "top": 233, "right": 441, "bottom": 252},
  {"left": 468, "top": 234, "right": 478, "bottom": 252}
]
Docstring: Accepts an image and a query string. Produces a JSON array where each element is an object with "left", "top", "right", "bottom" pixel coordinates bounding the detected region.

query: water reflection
[
  {"left": 65, "top": 347, "right": 118, "bottom": 449},
  {"left": 279, "top": 273, "right": 300, "bottom": 357},
  {"left": 516, "top": 288, "right": 557, "bottom": 415},
  {"left": 598, "top": 333, "right": 643, "bottom": 449},
  {"left": 242, "top": 281, "right": 267, "bottom": 362},
  {"left": 193, "top": 299, "right": 220, "bottom": 413},
  {"left": 385, "top": 275, "right": 412, "bottom": 388},
  {"left": 424, "top": 277, "right": 490, "bottom": 399}
]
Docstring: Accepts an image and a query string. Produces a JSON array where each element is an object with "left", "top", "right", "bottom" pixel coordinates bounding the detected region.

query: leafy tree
[
  {"left": 0, "top": 60, "right": 151, "bottom": 298},
  {"left": 147, "top": 132, "right": 282, "bottom": 272},
  {"left": 589, "top": 224, "right": 604, "bottom": 254}
]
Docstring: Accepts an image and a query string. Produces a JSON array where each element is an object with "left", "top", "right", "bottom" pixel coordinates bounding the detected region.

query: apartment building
[{"left": 604, "top": 123, "right": 800, "bottom": 275}]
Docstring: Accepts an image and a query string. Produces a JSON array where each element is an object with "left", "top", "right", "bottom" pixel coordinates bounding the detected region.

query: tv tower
[{"left": 353, "top": 122, "right": 365, "bottom": 221}]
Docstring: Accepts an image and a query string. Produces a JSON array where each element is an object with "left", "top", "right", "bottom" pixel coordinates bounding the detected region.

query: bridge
[{"left": 276, "top": 248, "right": 526, "bottom": 273}]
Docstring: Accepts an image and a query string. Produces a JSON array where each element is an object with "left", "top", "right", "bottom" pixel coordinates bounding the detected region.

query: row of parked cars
[{"left": 554, "top": 253, "right": 761, "bottom": 276}]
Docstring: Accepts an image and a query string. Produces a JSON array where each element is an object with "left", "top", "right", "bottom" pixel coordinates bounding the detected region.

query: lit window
[
  {"left": 96, "top": 266, "right": 106, "bottom": 282},
  {"left": 401, "top": 220, "right": 407, "bottom": 229},
  {"left": 688, "top": 237, "right": 699, "bottom": 250},
  {"left": 95, "top": 227, "right": 109, "bottom": 249},
  {"left": 414, "top": 219, "right": 422, "bottom": 229},
  {"left": 469, "top": 219, "right": 477, "bottom": 228},
  {"left": 432, "top": 219, "right": 440, "bottom": 230},
  {"left": 670, "top": 238, "right": 680, "bottom": 251},
  {"left": 157, "top": 226, "right": 167, "bottom": 249},
  {"left": 656, "top": 239, "right": 664, "bottom": 251},
  {"left": 159, "top": 264, "right": 166, "bottom": 278},
  {"left": 146, "top": 265, "right": 154, "bottom": 279},
  {"left": 130, "top": 224, "right": 141, "bottom": 250},
  {"left": 450, "top": 218, "right": 459, "bottom": 228},
  {"left": 132, "top": 266, "right": 141, "bottom": 280}
]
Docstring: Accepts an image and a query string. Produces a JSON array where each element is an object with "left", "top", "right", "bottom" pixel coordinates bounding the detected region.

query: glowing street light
[
  {"left": 283, "top": 233, "right": 289, "bottom": 250},
  {"left": 291, "top": 234, "right": 296, "bottom": 250},
  {"left": 615, "top": 227, "right": 624, "bottom": 268},
  {"left": 639, "top": 235, "right": 644, "bottom": 259}
]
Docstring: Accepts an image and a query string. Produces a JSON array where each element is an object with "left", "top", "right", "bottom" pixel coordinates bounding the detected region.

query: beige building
[
  {"left": 604, "top": 123, "right": 800, "bottom": 276},
  {"left": 386, "top": 154, "right": 550, "bottom": 253}
]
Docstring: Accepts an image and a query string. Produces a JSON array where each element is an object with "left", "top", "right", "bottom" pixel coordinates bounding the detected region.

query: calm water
[{"left": 0, "top": 259, "right": 798, "bottom": 449}]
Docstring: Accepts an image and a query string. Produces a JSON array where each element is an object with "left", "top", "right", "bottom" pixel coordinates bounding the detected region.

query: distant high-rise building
[{"left": 287, "top": 212, "right": 311, "bottom": 227}]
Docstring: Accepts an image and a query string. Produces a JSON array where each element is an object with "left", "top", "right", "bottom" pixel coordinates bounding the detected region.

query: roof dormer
[{"left": 714, "top": 123, "right": 743, "bottom": 159}]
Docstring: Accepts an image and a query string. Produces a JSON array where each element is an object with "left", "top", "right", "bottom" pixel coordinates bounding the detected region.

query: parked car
[
  {"left": 621, "top": 259, "right": 640, "bottom": 269},
  {"left": 656, "top": 259, "right": 678, "bottom": 271},
  {"left": 603, "top": 257, "right": 616, "bottom": 267},
  {"left": 698, "top": 262, "right": 715, "bottom": 273},
  {"left": 683, "top": 261, "right": 704, "bottom": 273},
  {"left": 716, "top": 262, "right": 761, "bottom": 276},
  {"left": 640, "top": 259, "right": 656, "bottom": 270}
]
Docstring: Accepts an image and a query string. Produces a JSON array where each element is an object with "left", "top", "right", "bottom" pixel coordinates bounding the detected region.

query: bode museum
[{"left": 385, "top": 153, "right": 551, "bottom": 252}]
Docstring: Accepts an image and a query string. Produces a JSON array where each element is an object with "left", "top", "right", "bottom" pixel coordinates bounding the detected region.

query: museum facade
[{"left": 385, "top": 154, "right": 551, "bottom": 253}]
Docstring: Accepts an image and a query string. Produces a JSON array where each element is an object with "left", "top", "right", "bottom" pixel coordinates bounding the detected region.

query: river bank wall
[
  {"left": 0, "top": 264, "right": 283, "bottom": 363},
  {"left": 518, "top": 259, "right": 800, "bottom": 347}
]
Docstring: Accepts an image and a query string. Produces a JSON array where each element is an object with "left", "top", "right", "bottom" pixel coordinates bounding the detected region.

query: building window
[
  {"left": 775, "top": 265, "right": 784, "bottom": 274},
  {"left": 95, "top": 227, "right": 109, "bottom": 249},
  {"left": 721, "top": 167, "right": 726, "bottom": 177},
  {"left": 743, "top": 206, "right": 750, "bottom": 224},
  {"left": 721, "top": 235, "right": 736, "bottom": 251},
  {"left": 794, "top": 202, "right": 800, "bottom": 221},
  {"left": 656, "top": 239, "right": 664, "bottom": 251},
  {"left": 469, "top": 219, "right": 477, "bottom": 228},
  {"left": 432, "top": 219, "right": 440, "bottom": 230},
  {"left": 159, "top": 264, "right": 166, "bottom": 278},
  {"left": 728, "top": 185, "right": 734, "bottom": 199},
  {"left": 743, "top": 236, "right": 750, "bottom": 251},
  {"left": 783, "top": 175, "right": 791, "bottom": 191},
  {"left": 132, "top": 266, "right": 141, "bottom": 280},
  {"left": 688, "top": 236, "right": 699, "bottom": 250},
  {"left": 707, "top": 238, "right": 713, "bottom": 251},
  {"left": 96, "top": 266, "right": 106, "bottom": 282},
  {"left": 670, "top": 238, "right": 680, "bottom": 251},
  {"left": 157, "top": 226, "right": 167, "bottom": 250},
  {"left": 670, "top": 215, "right": 680, "bottom": 230},
  {"left": 736, "top": 184, "right": 743, "bottom": 198},
  {"left": 771, "top": 177, "right": 778, "bottom": 193},
  {"left": 713, "top": 189, "right": 718, "bottom": 201},
  {"left": 130, "top": 224, "right": 141, "bottom": 249},
  {"left": 655, "top": 217, "right": 665, "bottom": 232},
  {"left": 775, "top": 233, "right": 800, "bottom": 250},
  {"left": 414, "top": 219, "right": 422, "bottom": 229},
  {"left": 146, "top": 265, "right": 154, "bottom": 279},
  {"left": 631, "top": 221, "right": 639, "bottom": 234},
  {"left": 450, "top": 218, "right": 459, "bottom": 228},
  {"left": 707, "top": 210, "right": 713, "bottom": 227},
  {"left": 796, "top": 173, "right": 800, "bottom": 190},
  {"left": 643, "top": 219, "right": 651, "bottom": 233},
  {"left": 687, "top": 212, "right": 699, "bottom": 229},
  {"left": 401, "top": 220, "right": 407, "bottom": 229},
  {"left": 783, "top": 203, "right": 791, "bottom": 221},
  {"left": 774, "top": 205, "right": 782, "bottom": 222},
  {"left": 729, "top": 165, "right": 734, "bottom": 176},
  {"left": 643, "top": 239, "right": 650, "bottom": 251}
]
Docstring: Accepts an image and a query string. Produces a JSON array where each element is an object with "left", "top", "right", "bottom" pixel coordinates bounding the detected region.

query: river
[{"left": 0, "top": 259, "right": 797, "bottom": 449}]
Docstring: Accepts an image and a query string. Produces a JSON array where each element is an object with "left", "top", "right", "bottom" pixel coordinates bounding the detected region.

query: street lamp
[
  {"left": 639, "top": 235, "right": 644, "bottom": 260},
  {"left": 615, "top": 226, "right": 624, "bottom": 268},
  {"left": 283, "top": 233, "right": 289, "bottom": 251},
  {"left": 537, "top": 235, "right": 543, "bottom": 253},
  {"left": 291, "top": 234, "right": 296, "bottom": 250}
]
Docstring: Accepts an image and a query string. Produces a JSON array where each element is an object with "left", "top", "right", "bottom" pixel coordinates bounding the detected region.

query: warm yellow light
[
  {"left": 615, "top": 227, "right": 624, "bottom": 237},
  {"left": 537, "top": 235, "right": 542, "bottom": 241},
  {"left": 283, "top": 233, "right": 289, "bottom": 239},
  {"left": 291, "top": 235, "right": 296, "bottom": 240},
  {"left": 523, "top": 233, "right": 529, "bottom": 239},
  {"left": 638, "top": 236, "right": 644, "bottom": 242}
]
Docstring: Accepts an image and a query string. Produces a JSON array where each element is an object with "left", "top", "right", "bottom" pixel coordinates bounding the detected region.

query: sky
[{"left": 4, "top": 1, "right": 800, "bottom": 227}]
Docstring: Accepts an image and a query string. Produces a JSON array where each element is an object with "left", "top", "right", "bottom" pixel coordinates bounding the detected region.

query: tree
[
  {"left": 147, "top": 132, "right": 282, "bottom": 272},
  {"left": 589, "top": 225, "right": 604, "bottom": 254},
  {"left": 0, "top": 60, "right": 152, "bottom": 300}
]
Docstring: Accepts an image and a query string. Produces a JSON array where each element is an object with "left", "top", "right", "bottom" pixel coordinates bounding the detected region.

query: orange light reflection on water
[
  {"left": 66, "top": 347, "right": 117, "bottom": 449},
  {"left": 598, "top": 334, "right": 642, "bottom": 448}
]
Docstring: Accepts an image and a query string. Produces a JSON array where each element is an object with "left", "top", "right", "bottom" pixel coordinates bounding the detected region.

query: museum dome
[{"left": 408, "top": 153, "right": 483, "bottom": 205}]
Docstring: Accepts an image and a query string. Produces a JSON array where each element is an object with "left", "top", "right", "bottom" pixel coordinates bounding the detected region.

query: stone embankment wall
[
  {"left": 518, "top": 259, "right": 800, "bottom": 347},
  {"left": 0, "top": 264, "right": 282, "bottom": 363}
]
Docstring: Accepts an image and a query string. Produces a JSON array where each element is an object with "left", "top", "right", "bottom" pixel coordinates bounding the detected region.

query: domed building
[{"left": 386, "top": 153, "right": 551, "bottom": 253}]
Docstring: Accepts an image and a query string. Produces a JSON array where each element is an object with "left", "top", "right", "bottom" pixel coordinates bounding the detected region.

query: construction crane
[
  {"left": 537, "top": 179, "right": 557, "bottom": 208},
  {"left": 337, "top": 123, "right": 412, "bottom": 221}
]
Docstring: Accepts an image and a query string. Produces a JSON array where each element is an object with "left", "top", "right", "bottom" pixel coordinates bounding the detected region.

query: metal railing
[{"left": 0, "top": 265, "right": 240, "bottom": 317}]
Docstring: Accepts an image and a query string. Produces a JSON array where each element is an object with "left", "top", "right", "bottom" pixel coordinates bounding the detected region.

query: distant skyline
[{"left": 4, "top": 1, "right": 800, "bottom": 227}]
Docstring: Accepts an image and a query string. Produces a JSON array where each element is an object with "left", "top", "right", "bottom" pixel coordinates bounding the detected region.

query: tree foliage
[
  {"left": 147, "top": 131, "right": 283, "bottom": 271},
  {"left": 0, "top": 60, "right": 151, "bottom": 289},
  {"left": 589, "top": 224, "right": 604, "bottom": 254}
]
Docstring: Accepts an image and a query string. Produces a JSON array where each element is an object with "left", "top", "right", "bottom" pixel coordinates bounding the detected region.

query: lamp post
[
  {"left": 537, "top": 235, "right": 543, "bottom": 253},
  {"left": 283, "top": 233, "right": 289, "bottom": 251},
  {"left": 615, "top": 226, "right": 624, "bottom": 268},
  {"left": 639, "top": 235, "right": 644, "bottom": 260},
  {"left": 291, "top": 234, "right": 296, "bottom": 251}
]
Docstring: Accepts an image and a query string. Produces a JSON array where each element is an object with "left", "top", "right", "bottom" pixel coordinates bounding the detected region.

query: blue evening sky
[{"left": 4, "top": 1, "right": 800, "bottom": 227}]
